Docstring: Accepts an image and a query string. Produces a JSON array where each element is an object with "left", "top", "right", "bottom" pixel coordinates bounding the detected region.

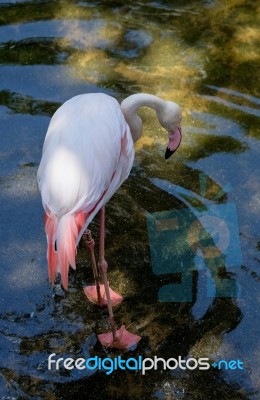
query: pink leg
[
  {"left": 83, "top": 230, "right": 102, "bottom": 305},
  {"left": 94, "top": 206, "right": 141, "bottom": 349},
  {"left": 98, "top": 206, "right": 116, "bottom": 340},
  {"left": 83, "top": 224, "right": 123, "bottom": 307}
]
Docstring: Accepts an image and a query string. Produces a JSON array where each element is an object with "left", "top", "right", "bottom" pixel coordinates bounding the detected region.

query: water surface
[{"left": 0, "top": 1, "right": 259, "bottom": 399}]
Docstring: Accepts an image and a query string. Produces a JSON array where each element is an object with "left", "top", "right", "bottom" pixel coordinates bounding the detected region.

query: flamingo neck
[{"left": 121, "top": 94, "right": 165, "bottom": 142}]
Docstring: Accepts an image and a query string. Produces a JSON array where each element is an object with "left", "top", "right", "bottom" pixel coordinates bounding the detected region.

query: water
[{"left": 0, "top": 0, "right": 259, "bottom": 399}]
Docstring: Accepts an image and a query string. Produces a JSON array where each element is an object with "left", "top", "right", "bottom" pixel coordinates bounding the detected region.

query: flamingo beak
[
  {"left": 165, "top": 147, "right": 174, "bottom": 159},
  {"left": 165, "top": 126, "right": 182, "bottom": 159}
]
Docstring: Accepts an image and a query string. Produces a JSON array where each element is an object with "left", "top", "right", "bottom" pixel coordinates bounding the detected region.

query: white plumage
[
  {"left": 38, "top": 93, "right": 134, "bottom": 225},
  {"left": 38, "top": 93, "right": 134, "bottom": 289}
]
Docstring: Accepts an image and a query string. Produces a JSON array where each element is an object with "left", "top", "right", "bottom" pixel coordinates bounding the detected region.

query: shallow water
[{"left": 0, "top": 1, "right": 259, "bottom": 399}]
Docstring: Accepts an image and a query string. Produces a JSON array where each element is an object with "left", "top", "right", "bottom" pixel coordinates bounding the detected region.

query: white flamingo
[{"left": 37, "top": 93, "right": 182, "bottom": 348}]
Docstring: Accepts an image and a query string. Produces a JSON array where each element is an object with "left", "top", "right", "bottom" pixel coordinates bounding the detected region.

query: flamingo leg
[
  {"left": 83, "top": 230, "right": 102, "bottom": 306},
  {"left": 95, "top": 206, "right": 142, "bottom": 348},
  {"left": 98, "top": 206, "right": 116, "bottom": 340},
  {"left": 83, "top": 222, "right": 123, "bottom": 307}
]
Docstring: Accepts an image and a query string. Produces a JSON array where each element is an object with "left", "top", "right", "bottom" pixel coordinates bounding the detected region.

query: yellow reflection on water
[
  {"left": 234, "top": 26, "right": 260, "bottom": 62},
  {"left": 56, "top": 0, "right": 259, "bottom": 148}
]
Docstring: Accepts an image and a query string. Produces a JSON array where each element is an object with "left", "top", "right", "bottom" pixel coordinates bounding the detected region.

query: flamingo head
[
  {"left": 165, "top": 125, "right": 182, "bottom": 159},
  {"left": 156, "top": 101, "right": 182, "bottom": 159}
]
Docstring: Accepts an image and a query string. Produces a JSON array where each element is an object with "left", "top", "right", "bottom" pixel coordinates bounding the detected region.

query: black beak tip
[{"left": 165, "top": 148, "right": 174, "bottom": 159}]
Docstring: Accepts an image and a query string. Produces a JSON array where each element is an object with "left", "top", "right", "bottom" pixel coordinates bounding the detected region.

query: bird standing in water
[{"left": 37, "top": 92, "right": 182, "bottom": 348}]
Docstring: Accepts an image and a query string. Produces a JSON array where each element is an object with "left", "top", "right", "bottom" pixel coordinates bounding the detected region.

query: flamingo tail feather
[{"left": 45, "top": 212, "right": 85, "bottom": 290}]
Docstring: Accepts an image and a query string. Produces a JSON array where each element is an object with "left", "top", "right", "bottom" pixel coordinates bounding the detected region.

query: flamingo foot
[
  {"left": 98, "top": 325, "right": 141, "bottom": 349},
  {"left": 84, "top": 284, "right": 123, "bottom": 307}
]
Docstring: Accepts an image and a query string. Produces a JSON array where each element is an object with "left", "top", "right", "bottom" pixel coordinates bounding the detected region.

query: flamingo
[{"left": 37, "top": 93, "right": 182, "bottom": 348}]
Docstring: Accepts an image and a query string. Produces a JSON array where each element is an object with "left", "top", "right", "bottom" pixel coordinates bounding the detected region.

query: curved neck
[{"left": 121, "top": 94, "right": 165, "bottom": 142}]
